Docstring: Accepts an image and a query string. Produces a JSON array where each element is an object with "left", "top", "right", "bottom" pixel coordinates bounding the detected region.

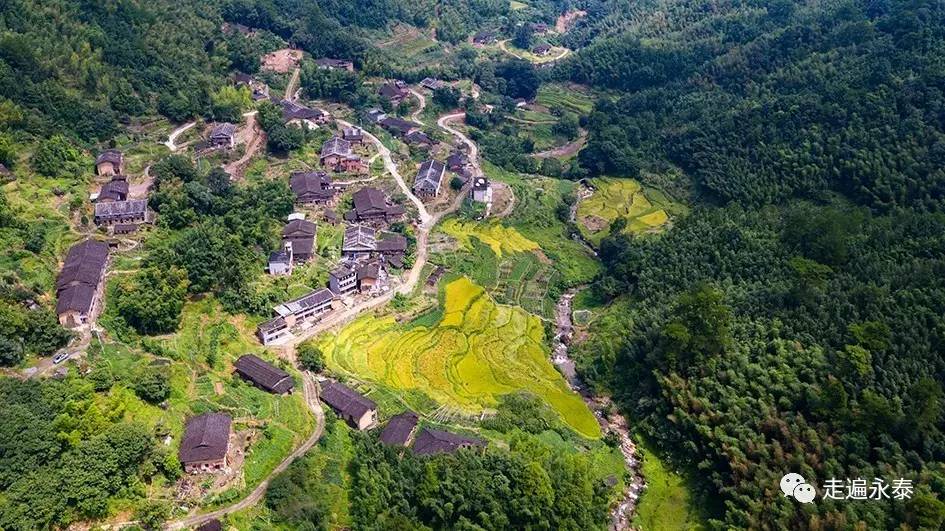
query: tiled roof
[
  {"left": 257, "top": 316, "right": 288, "bottom": 333},
  {"left": 211, "top": 123, "right": 236, "bottom": 138},
  {"left": 343, "top": 224, "right": 377, "bottom": 251},
  {"left": 274, "top": 288, "right": 335, "bottom": 317},
  {"left": 377, "top": 233, "right": 407, "bottom": 253},
  {"left": 179, "top": 413, "right": 231, "bottom": 464},
  {"left": 234, "top": 354, "right": 294, "bottom": 394},
  {"left": 282, "top": 219, "right": 316, "bottom": 237},
  {"left": 320, "top": 137, "right": 351, "bottom": 158},
  {"left": 320, "top": 381, "right": 376, "bottom": 419},
  {"left": 98, "top": 179, "right": 129, "bottom": 201},
  {"left": 412, "top": 428, "right": 484, "bottom": 456},
  {"left": 379, "top": 411, "right": 419, "bottom": 446},
  {"left": 94, "top": 199, "right": 147, "bottom": 218},
  {"left": 414, "top": 160, "right": 445, "bottom": 192},
  {"left": 95, "top": 149, "right": 123, "bottom": 166},
  {"left": 56, "top": 283, "right": 97, "bottom": 316}
]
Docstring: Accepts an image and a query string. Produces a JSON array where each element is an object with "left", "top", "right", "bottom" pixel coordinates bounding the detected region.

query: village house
[
  {"left": 531, "top": 22, "right": 551, "bottom": 34},
  {"left": 412, "top": 428, "right": 485, "bottom": 456},
  {"left": 446, "top": 152, "right": 468, "bottom": 171},
  {"left": 280, "top": 99, "right": 330, "bottom": 128},
  {"left": 290, "top": 171, "right": 336, "bottom": 205},
  {"left": 376, "top": 233, "right": 408, "bottom": 266},
  {"left": 0, "top": 163, "right": 11, "bottom": 178},
  {"left": 426, "top": 265, "right": 447, "bottom": 287},
  {"left": 341, "top": 224, "right": 377, "bottom": 260},
  {"left": 210, "top": 123, "right": 237, "bottom": 149},
  {"left": 56, "top": 240, "right": 108, "bottom": 327},
  {"left": 233, "top": 73, "right": 270, "bottom": 101},
  {"left": 179, "top": 412, "right": 232, "bottom": 474},
  {"left": 413, "top": 159, "right": 446, "bottom": 199},
  {"left": 320, "top": 137, "right": 366, "bottom": 173},
  {"left": 95, "top": 178, "right": 129, "bottom": 202},
  {"left": 365, "top": 108, "right": 387, "bottom": 124},
  {"left": 282, "top": 219, "right": 316, "bottom": 262},
  {"left": 342, "top": 126, "right": 364, "bottom": 144},
  {"left": 234, "top": 354, "right": 294, "bottom": 394},
  {"left": 379, "top": 117, "right": 420, "bottom": 137},
  {"left": 344, "top": 187, "right": 405, "bottom": 224},
  {"left": 320, "top": 381, "right": 378, "bottom": 430},
  {"left": 420, "top": 77, "right": 445, "bottom": 91},
  {"left": 328, "top": 259, "right": 385, "bottom": 295},
  {"left": 95, "top": 149, "right": 124, "bottom": 176},
  {"left": 94, "top": 199, "right": 149, "bottom": 226},
  {"left": 378, "top": 81, "right": 410, "bottom": 104},
  {"left": 273, "top": 288, "right": 336, "bottom": 327},
  {"left": 324, "top": 209, "right": 340, "bottom": 224},
  {"left": 532, "top": 43, "right": 552, "bottom": 56},
  {"left": 473, "top": 176, "right": 492, "bottom": 203},
  {"left": 196, "top": 520, "right": 223, "bottom": 531},
  {"left": 328, "top": 264, "right": 358, "bottom": 295},
  {"left": 314, "top": 58, "right": 355, "bottom": 71},
  {"left": 268, "top": 243, "right": 293, "bottom": 276},
  {"left": 379, "top": 411, "right": 419, "bottom": 447},
  {"left": 473, "top": 30, "right": 497, "bottom": 45},
  {"left": 256, "top": 316, "right": 290, "bottom": 345},
  {"left": 113, "top": 223, "right": 138, "bottom": 235},
  {"left": 404, "top": 130, "right": 435, "bottom": 148}
]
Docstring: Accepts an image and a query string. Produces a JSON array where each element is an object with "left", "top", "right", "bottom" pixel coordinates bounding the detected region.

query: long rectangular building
[{"left": 56, "top": 240, "right": 109, "bottom": 327}]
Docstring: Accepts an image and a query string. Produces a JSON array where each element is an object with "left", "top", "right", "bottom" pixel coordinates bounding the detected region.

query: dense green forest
[
  {"left": 564, "top": 0, "right": 945, "bottom": 210},
  {"left": 563, "top": 0, "right": 945, "bottom": 528}
]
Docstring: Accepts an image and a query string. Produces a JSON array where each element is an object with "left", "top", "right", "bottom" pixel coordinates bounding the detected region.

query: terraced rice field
[
  {"left": 318, "top": 277, "right": 601, "bottom": 438},
  {"left": 440, "top": 219, "right": 540, "bottom": 258},
  {"left": 577, "top": 177, "right": 678, "bottom": 243}
]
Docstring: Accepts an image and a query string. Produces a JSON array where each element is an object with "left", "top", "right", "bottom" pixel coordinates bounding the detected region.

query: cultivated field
[
  {"left": 577, "top": 177, "right": 682, "bottom": 243},
  {"left": 318, "top": 277, "right": 602, "bottom": 438},
  {"left": 439, "top": 218, "right": 539, "bottom": 258}
]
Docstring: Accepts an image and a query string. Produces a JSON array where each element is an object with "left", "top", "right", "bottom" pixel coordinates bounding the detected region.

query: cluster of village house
[
  {"left": 54, "top": 52, "right": 492, "bottom": 490},
  {"left": 178, "top": 353, "right": 485, "bottom": 479}
]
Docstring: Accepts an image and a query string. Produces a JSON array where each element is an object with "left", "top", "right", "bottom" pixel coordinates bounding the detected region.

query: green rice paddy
[{"left": 318, "top": 277, "right": 601, "bottom": 438}]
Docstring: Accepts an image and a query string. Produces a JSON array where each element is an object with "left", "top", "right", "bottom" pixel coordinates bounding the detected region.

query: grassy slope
[{"left": 635, "top": 439, "right": 706, "bottom": 531}]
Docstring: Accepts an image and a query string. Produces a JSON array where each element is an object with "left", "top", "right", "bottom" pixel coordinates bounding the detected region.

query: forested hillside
[
  {"left": 562, "top": 0, "right": 945, "bottom": 210},
  {"left": 563, "top": 0, "right": 945, "bottom": 528}
]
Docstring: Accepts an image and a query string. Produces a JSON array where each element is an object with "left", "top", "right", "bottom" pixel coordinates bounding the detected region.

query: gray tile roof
[
  {"left": 95, "top": 149, "right": 123, "bottom": 166},
  {"left": 320, "top": 381, "right": 376, "bottom": 419},
  {"left": 412, "top": 428, "right": 484, "bottom": 456},
  {"left": 414, "top": 160, "right": 445, "bottom": 193},
  {"left": 342, "top": 224, "right": 377, "bottom": 252},
  {"left": 234, "top": 354, "right": 294, "bottom": 394},
  {"left": 179, "top": 413, "right": 231, "bottom": 464},
  {"left": 380, "top": 411, "right": 418, "bottom": 446},
  {"left": 274, "top": 288, "right": 335, "bottom": 317},
  {"left": 320, "top": 137, "right": 351, "bottom": 158},
  {"left": 94, "top": 199, "right": 147, "bottom": 219}
]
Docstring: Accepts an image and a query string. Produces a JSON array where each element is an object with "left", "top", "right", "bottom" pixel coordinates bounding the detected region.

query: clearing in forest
[
  {"left": 577, "top": 177, "right": 680, "bottom": 243},
  {"left": 440, "top": 218, "right": 539, "bottom": 258},
  {"left": 318, "top": 277, "right": 602, "bottom": 438}
]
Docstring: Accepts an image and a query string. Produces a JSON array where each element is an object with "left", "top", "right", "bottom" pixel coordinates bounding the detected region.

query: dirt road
[
  {"left": 223, "top": 111, "right": 264, "bottom": 179},
  {"left": 438, "top": 112, "right": 482, "bottom": 176},
  {"left": 165, "top": 371, "right": 325, "bottom": 530},
  {"left": 163, "top": 121, "right": 197, "bottom": 152},
  {"left": 531, "top": 130, "right": 587, "bottom": 159},
  {"left": 498, "top": 39, "right": 571, "bottom": 63},
  {"left": 285, "top": 68, "right": 301, "bottom": 101}
]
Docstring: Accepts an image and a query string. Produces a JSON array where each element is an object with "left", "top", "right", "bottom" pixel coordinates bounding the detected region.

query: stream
[{"left": 552, "top": 287, "right": 645, "bottom": 531}]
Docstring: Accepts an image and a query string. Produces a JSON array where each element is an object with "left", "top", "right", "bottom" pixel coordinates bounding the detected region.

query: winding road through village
[{"left": 162, "top": 100, "right": 477, "bottom": 529}]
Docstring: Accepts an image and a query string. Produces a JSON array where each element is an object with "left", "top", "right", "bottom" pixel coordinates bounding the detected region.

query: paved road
[
  {"left": 285, "top": 68, "right": 301, "bottom": 101},
  {"left": 409, "top": 88, "right": 427, "bottom": 125},
  {"left": 438, "top": 112, "right": 482, "bottom": 177},
  {"left": 338, "top": 120, "right": 431, "bottom": 223},
  {"left": 163, "top": 121, "right": 197, "bottom": 152},
  {"left": 165, "top": 371, "right": 325, "bottom": 530},
  {"left": 166, "top": 112, "right": 478, "bottom": 528}
]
